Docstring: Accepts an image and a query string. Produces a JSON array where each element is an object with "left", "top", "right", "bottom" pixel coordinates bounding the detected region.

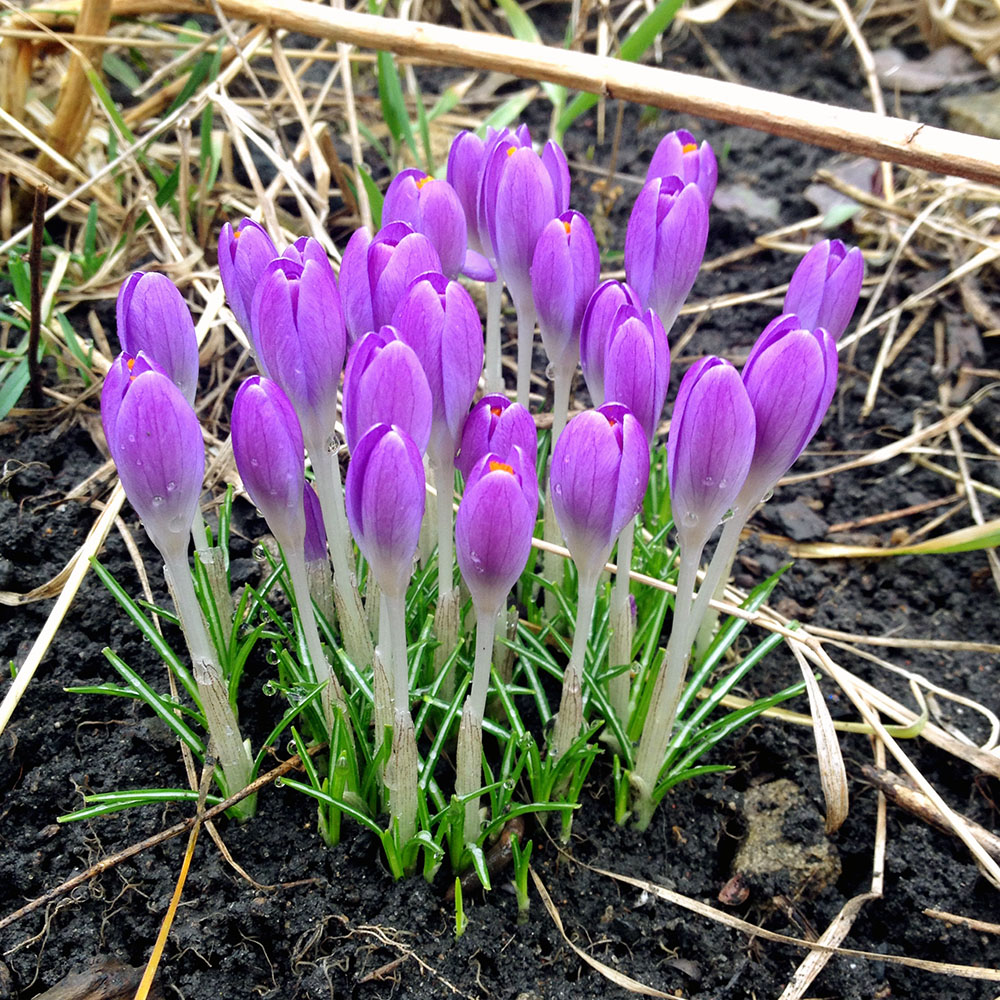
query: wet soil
[{"left": 2, "top": 6, "right": 1000, "bottom": 999}]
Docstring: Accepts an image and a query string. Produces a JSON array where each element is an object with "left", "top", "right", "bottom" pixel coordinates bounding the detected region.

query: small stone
[{"left": 942, "top": 92, "right": 1000, "bottom": 139}]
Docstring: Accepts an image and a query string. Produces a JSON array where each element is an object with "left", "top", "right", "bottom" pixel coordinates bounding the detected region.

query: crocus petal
[
  {"left": 101, "top": 351, "right": 165, "bottom": 453},
  {"left": 455, "top": 395, "right": 537, "bottom": 480},
  {"left": 783, "top": 239, "right": 864, "bottom": 340},
  {"left": 455, "top": 446, "right": 537, "bottom": 614},
  {"left": 115, "top": 272, "right": 200, "bottom": 403},
  {"left": 231, "top": 376, "right": 306, "bottom": 549},
  {"left": 345, "top": 424, "right": 425, "bottom": 599},
  {"left": 447, "top": 130, "right": 487, "bottom": 254},
  {"left": 646, "top": 129, "right": 718, "bottom": 206},
  {"left": 667, "top": 358, "right": 756, "bottom": 542},
  {"left": 604, "top": 309, "right": 670, "bottom": 443},
  {"left": 218, "top": 219, "right": 278, "bottom": 338},
  {"left": 343, "top": 328, "right": 433, "bottom": 454},
  {"left": 110, "top": 369, "right": 205, "bottom": 561},
  {"left": 339, "top": 226, "right": 375, "bottom": 342},
  {"left": 579, "top": 280, "right": 641, "bottom": 406},
  {"left": 303, "top": 481, "right": 327, "bottom": 564}
]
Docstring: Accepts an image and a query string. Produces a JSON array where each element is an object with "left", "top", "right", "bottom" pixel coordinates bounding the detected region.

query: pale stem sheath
[
  {"left": 631, "top": 540, "right": 703, "bottom": 822},
  {"left": 484, "top": 278, "right": 503, "bottom": 394},
  {"left": 163, "top": 555, "right": 253, "bottom": 802},
  {"left": 551, "top": 566, "right": 598, "bottom": 758},
  {"left": 516, "top": 301, "right": 537, "bottom": 409},
  {"left": 433, "top": 458, "right": 454, "bottom": 601},
  {"left": 608, "top": 517, "right": 635, "bottom": 722}
]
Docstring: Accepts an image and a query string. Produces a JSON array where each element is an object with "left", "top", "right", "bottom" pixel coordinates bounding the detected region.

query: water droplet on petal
[
  {"left": 166, "top": 480, "right": 177, "bottom": 492},
  {"left": 151, "top": 495, "right": 164, "bottom": 505},
  {"left": 683, "top": 511, "right": 699, "bottom": 526},
  {"left": 702, "top": 475, "right": 714, "bottom": 487},
  {"left": 545, "top": 362, "right": 556, "bottom": 382}
]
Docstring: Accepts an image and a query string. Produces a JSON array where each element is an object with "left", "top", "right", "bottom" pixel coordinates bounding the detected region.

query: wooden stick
[{"left": 15, "top": 0, "right": 1000, "bottom": 185}]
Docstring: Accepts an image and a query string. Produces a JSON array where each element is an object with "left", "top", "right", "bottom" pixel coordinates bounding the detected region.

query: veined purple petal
[
  {"left": 101, "top": 351, "right": 165, "bottom": 455},
  {"left": 231, "top": 376, "right": 306, "bottom": 549},
  {"left": 339, "top": 226, "right": 375, "bottom": 343},
  {"left": 667, "top": 357, "right": 756, "bottom": 541},
  {"left": 343, "top": 327, "right": 433, "bottom": 454},
  {"left": 116, "top": 272, "right": 199, "bottom": 403},
  {"left": 109, "top": 368, "right": 205, "bottom": 561},
  {"left": 455, "top": 394, "right": 537, "bottom": 480},
  {"left": 218, "top": 219, "right": 278, "bottom": 338},
  {"left": 579, "top": 280, "right": 641, "bottom": 406},
  {"left": 783, "top": 239, "right": 864, "bottom": 340},
  {"left": 303, "top": 481, "right": 327, "bottom": 564},
  {"left": 345, "top": 423, "right": 425, "bottom": 600},
  {"left": 370, "top": 229, "right": 442, "bottom": 330},
  {"left": 447, "top": 130, "right": 487, "bottom": 254},
  {"left": 455, "top": 446, "right": 537, "bottom": 615},
  {"left": 604, "top": 308, "right": 670, "bottom": 443},
  {"left": 532, "top": 210, "right": 600, "bottom": 373},
  {"left": 646, "top": 129, "right": 718, "bottom": 205}
]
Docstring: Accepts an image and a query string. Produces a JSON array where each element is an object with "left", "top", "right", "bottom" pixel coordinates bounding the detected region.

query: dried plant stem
[{"left": 27, "top": 182, "right": 46, "bottom": 407}]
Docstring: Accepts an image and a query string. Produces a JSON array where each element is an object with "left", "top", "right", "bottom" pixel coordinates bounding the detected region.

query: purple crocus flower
[
  {"left": 218, "top": 219, "right": 278, "bottom": 338},
  {"left": 456, "top": 446, "right": 538, "bottom": 616},
  {"left": 338, "top": 222, "right": 442, "bottom": 343},
  {"left": 475, "top": 125, "right": 539, "bottom": 262},
  {"left": 532, "top": 210, "right": 600, "bottom": 376},
  {"left": 783, "top": 239, "right": 864, "bottom": 340},
  {"left": 550, "top": 402, "right": 650, "bottom": 583},
  {"left": 492, "top": 144, "right": 569, "bottom": 319},
  {"left": 116, "top": 272, "right": 199, "bottom": 403},
  {"left": 303, "top": 481, "right": 327, "bottom": 565},
  {"left": 231, "top": 376, "right": 306, "bottom": 550},
  {"left": 343, "top": 326, "right": 433, "bottom": 455},
  {"left": 101, "top": 351, "right": 166, "bottom": 451},
  {"left": 738, "top": 314, "right": 838, "bottom": 504},
  {"left": 667, "top": 357, "right": 756, "bottom": 541},
  {"left": 624, "top": 176, "right": 709, "bottom": 334},
  {"left": 646, "top": 129, "right": 718, "bottom": 206},
  {"left": 603, "top": 306, "right": 670, "bottom": 443},
  {"left": 250, "top": 255, "right": 346, "bottom": 448},
  {"left": 447, "top": 130, "right": 487, "bottom": 254},
  {"left": 579, "top": 280, "right": 642, "bottom": 406},
  {"left": 382, "top": 168, "right": 493, "bottom": 282},
  {"left": 455, "top": 394, "right": 537, "bottom": 480},
  {"left": 344, "top": 423, "right": 425, "bottom": 601},
  {"left": 103, "top": 366, "right": 205, "bottom": 563},
  {"left": 391, "top": 272, "right": 484, "bottom": 469}
]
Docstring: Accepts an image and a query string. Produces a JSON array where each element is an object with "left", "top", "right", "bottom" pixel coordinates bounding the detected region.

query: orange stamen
[
  {"left": 416, "top": 175, "right": 432, "bottom": 189},
  {"left": 490, "top": 406, "right": 503, "bottom": 417},
  {"left": 489, "top": 460, "right": 514, "bottom": 474},
  {"left": 562, "top": 220, "right": 572, "bottom": 235},
  {"left": 682, "top": 143, "right": 698, "bottom": 154}
]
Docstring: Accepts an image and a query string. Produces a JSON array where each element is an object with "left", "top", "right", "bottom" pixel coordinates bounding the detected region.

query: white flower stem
[
  {"left": 282, "top": 541, "right": 347, "bottom": 724},
  {"left": 433, "top": 459, "right": 454, "bottom": 602},
  {"left": 382, "top": 591, "right": 410, "bottom": 713},
  {"left": 608, "top": 517, "right": 636, "bottom": 723},
  {"left": 551, "top": 362, "right": 573, "bottom": 447},
  {"left": 456, "top": 608, "right": 496, "bottom": 843},
  {"left": 689, "top": 512, "right": 748, "bottom": 658},
  {"left": 515, "top": 301, "right": 536, "bottom": 409},
  {"left": 163, "top": 554, "right": 253, "bottom": 808},
  {"left": 551, "top": 567, "right": 597, "bottom": 759},
  {"left": 307, "top": 441, "right": 374, "bottom": 670},
  {"left": 631, "top": 540, "right": 703, "bottom": 827},
  {"left": 484, "top": 278, "right": 503, "bottom": 394}
]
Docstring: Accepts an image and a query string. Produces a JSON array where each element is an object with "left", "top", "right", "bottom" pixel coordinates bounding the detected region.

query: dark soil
[{"left": 3, "top": 7, "right": 1000, "bottom": 1000}]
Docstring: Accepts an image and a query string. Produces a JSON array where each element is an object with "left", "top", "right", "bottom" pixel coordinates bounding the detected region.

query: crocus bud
[
  {"left": 476, "top": 125, "right": 541, "bottom": 263},
  {"left": 783, "top": 239, "right": 864, "bottom": 340},
  {"left": 382, "top": 169, "right": 493, "bottom": 282},
  {"left": 344, "top": 423, "right": 425, "bottom": 600},
  {"left": 493, "top": 145, "right": 568, "bottom": 316},
  {"left": 603, "top": 306, "right": 670, "bottom": 443},
  {"left": 646, "top": 129, "right": 718, "bottom": 206},
  {"left": 391, "top": 272, "right": 484, "bottom": 469},
  {"left": 550, "top": 402, "right": 650, "bottom": 583},
  {"left": 667, "top": 357, "right": 756, "bottom": 543},
  {"left": 101, "top": 351, "right": 166, "bottom": 451},
  {"left": 456, "top": 446, "right": 538, "bottom": 616},
  {"left": 251, "top": 256, "right": 346, "bottom": 448},
  {"left": 447, "top": 130, "right": 486, "bottom": 254},
  {"left": 532, "top": 210, "right": 600, "bottom": 375},
  {"left": 231, "top": 376, "right": 306, "bottom": 550},
  {"left": 738, "top": 314, "right": 837, "bottom": 505},
  {"left": 624, "top": 176, "right": 709, "bottom": 333},
  {"left": 303, "top": 481, "right": 327, "bottom": 564},
  {"left": 343, "top": 326, "right": 433, "bottom": 454},
  {"left": 338, "top": 222, "right": 442, "bottom": 343},
  {"left": 218, "top": 219, "right": 278, "bottom": 338},
  {"left": 579, "top": 280, "right": 642, "bottom": 406},
  {"left": 455, "top": 394, "right": 537, "bottom": 480},
  {"left": 115, "top": 272, "right": 199, "bottom": 404},
  {"left": 103, "top": 366, "right": 204, "bottom": 563}
]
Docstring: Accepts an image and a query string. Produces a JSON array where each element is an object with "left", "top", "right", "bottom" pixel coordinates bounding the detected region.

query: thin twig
[{"left": 27, "top": 182, "right": 47, "bottom": 407}]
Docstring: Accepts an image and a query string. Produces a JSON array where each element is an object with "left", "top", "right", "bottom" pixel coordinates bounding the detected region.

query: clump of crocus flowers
[{"left": 101, "top": 123, "right": 863, "bottom": 867}]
